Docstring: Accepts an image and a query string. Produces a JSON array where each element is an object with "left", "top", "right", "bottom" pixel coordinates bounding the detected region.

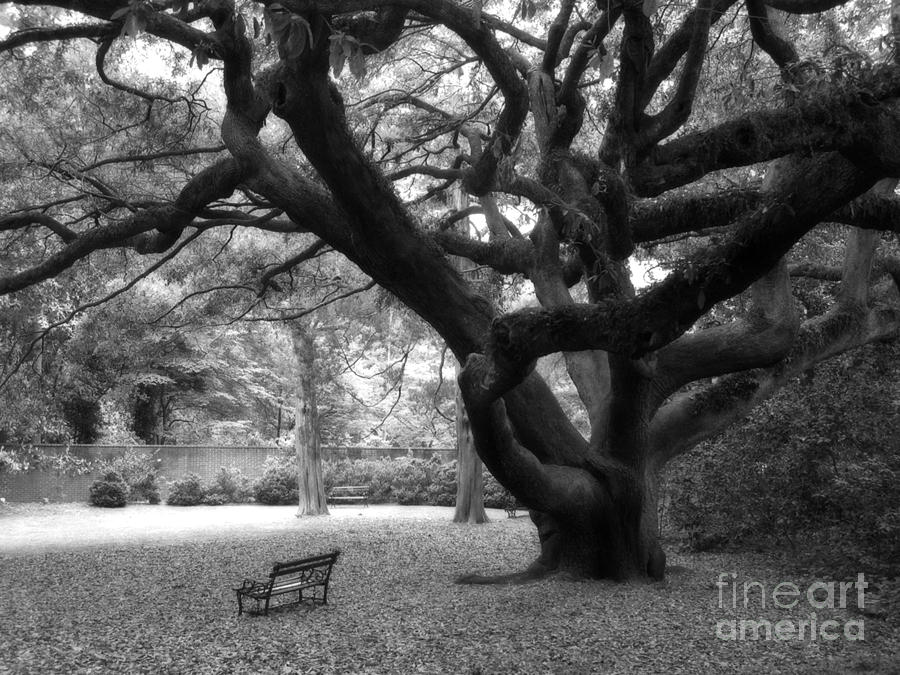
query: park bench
[
  {"left": 328, "top": 485, "right": 370, "bottom": 506},
  {"left": 234, "top": 550, "right": 339, "bottom": 616}
]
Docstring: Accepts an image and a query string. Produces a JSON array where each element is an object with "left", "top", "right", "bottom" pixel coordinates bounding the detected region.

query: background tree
[
  {"left": 2, "top": 0, "right": 900, "bottom": 582},
  {"left": 289, "top": 320, "right": 328, "bottom": 515}
]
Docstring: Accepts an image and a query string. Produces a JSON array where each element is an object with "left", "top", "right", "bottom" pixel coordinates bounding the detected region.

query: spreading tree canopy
[{"left": 2, "top": 0, "right": 900, "bottom": 581}]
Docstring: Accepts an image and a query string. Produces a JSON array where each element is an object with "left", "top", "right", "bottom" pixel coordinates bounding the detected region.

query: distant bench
[
  {"left": 234, "top": 550, "right": 339, "bottom": 616},
  {"left": 328, "top": 485, "right": 370, "bottom": 507},
  {"left": 503, "top": 495, "right": 526, "bottom": 518}
]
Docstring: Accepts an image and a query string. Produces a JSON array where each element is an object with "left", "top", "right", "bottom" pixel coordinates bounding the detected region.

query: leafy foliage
[
  {"left": 96, "top": 450, "right": 160, "bottom": 503},
  {"left": 0, "top": 445, "right": 93, "bottom": 475},
  {"left": 200, "top": 492, "right": 229, "bottom": 505},
  {"left": 208, "top": 466, "right": 253, "bottom": 503},
  {"left": 321, "top": 456, "right": 512, "bottom": 507},
  {"left": 155, "top": 455, "right": 515, "bottom": 509},
  {"left": 165, "top": 473, "right": 206, "bottom": 506},
  {"left": 88, "top": 471, "right": 128, "bottom": 508},
  {"left": 667, "top": 342, "right": 900, "bottom": 574},
  {"left": 252, "top": 458, "right": 299, "bottom": 505}
]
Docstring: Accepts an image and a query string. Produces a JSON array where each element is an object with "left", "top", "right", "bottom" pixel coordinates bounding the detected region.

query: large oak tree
[{"left": 2, "top": 0, "right": 900, "bottom": 581}]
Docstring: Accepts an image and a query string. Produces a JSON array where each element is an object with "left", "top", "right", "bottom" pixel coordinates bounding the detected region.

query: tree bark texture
[
  {"left": 453, "top": 381, "right": 488, "bottom": 524},
  {"left": 290, "top": 324, "right": 329, "bottom": 517},
  {"left": 450, "top": 186, "right": 489, "bottom": 524}
]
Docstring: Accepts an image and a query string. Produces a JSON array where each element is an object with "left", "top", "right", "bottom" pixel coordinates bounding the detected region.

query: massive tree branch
[
  {"left": 529, "top": 219, "right": 612, "bottom": 441},
  {"left": 541, "top": 0, "right": 577, "bottom": 73},
  {"left": 632, "top": 68, "right": 900, "bottom": 195},
  {"left": 631, "top": 185, "right": 900, "bottom": 243},
  {"left": 0, "top": 22, "right": 113, "bottom": 52},
  {"left": 601, "top": 0, "right": 653, "bottom": 166},
  {"left": 0, "top": 158, "right": 242, "bottom": 295},
  {"left": 746, "top": 0, "right": 798, "bottom": 69},
  {"left": 472, "top": 153, "right": 877, "bottom": 388},
  {"left": 558, "top": 6, "right": 622, "bottom": 106},
  {"left": 652, "top": 260, "right": 798, "bottom": 399},
  {"left": 650, "top": 178, "right": 898, "bottom": 463},
  {"left": 631, "top": 187, "right": 761, "bottom": 242},
  {"left": 643, "top": 0, "right": 739, "bottom": 107},
  {"left": 433, "top": 230, "right": 533, "bottom": 275},
  {"left": 456, "top": 382, "right": 601, "bottom": 519},
  {"left": 639, "top": 0, "right": 712, "bottom": 150},
  {"left": 649, "top": 296, "right": 900, "bottom": 465},
  {"left": 763, "top": 0, "right": 849, "bottom": 13},
  {"left": 0, "top": 213, "right": 77, "bottom": 243}
]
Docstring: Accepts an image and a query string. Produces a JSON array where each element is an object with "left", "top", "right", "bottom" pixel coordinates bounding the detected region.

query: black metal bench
[
  {"left": 234, "top": 550, "right": 339, "bottom": 616},
  {"left": 328, "top": 485, "right": 370, "bottom": 506}
]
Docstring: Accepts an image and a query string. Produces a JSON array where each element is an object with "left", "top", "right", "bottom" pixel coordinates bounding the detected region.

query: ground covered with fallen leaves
[{"left": 0, "top": 504, "right": 897, "bottom": 674}]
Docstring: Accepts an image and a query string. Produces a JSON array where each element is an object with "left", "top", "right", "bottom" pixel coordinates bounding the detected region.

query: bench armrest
[{"left": 235, "top": 578, "right": 268, "bottom": 593}]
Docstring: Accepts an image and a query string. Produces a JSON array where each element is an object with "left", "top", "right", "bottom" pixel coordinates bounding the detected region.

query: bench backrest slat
[{"left": 271, "top": 551, "right": 339, "bottom": 578}]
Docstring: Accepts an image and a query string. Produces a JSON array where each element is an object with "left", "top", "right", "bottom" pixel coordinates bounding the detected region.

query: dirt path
[{"left": 0, "top": 502, "right": 509, "bottom": 555}]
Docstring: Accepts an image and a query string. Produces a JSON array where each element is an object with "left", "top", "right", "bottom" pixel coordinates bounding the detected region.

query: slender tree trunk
[
  {"left": 290, "top": 324, "right": 329, "bottom": 517},
  {"left": 450, "top": 185, "right": 489, "bottom": 523},
  {"left": 453, "top": 379, "right": 488, "bottom": 523}
]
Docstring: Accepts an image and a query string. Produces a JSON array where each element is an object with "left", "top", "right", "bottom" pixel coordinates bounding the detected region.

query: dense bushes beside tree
[
  {"left": 252, "top": 459, "right": 299, "bottom": 505},
  {"left": 666, "top": 343, "right": 900, "bottom": 574}
]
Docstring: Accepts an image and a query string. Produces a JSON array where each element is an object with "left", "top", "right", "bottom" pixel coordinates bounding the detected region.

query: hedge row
[
  {"left": 89, "top": 454, "right": 514, "bottom": 509},
  {"left": 253, "top": 455, "right": 513, "bottom": 508}
]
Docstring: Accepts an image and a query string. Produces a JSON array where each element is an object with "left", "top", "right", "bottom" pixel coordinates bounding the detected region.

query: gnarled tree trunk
[{"left": 226, "top": 9, "right": 900, "bottom": 582}]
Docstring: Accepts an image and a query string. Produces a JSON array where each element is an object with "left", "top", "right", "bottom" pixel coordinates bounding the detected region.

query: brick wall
[{"left": 0, "top": 445, "right": 456, "bottom": 503}]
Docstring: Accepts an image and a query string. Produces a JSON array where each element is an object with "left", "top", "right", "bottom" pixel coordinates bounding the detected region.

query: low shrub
[
  {"left": 162, "top": 468, "right": 250, "bottom": 506},
  {"left": 89, "top": 471, "right": 128, "bottom": 508},
  {"left": 201, "top": 492, "right": 229, "bottom": 506},
  {"left": 322, "top": 455, "right": 513, "bottom": 508},
  {"left": 253, "top": 458, "right": 298, "bottom": 505},
  {"left": 209, "top": 466, "right": 252, "bottom": 503},
  {"left": 96, "top": 451, "right": 160, "bottom": 503},
  {"left": 390, "top": 457, "right": 432, "bottom": 505},
  {"left": 166, "top": 473, "right": 206, "bottom": 506},
  {"left": 130, "top": 472, "right": 161, "bottom": 504},
  {"left": 426, "top": 461, "right": 457, "bottom": 507}
]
